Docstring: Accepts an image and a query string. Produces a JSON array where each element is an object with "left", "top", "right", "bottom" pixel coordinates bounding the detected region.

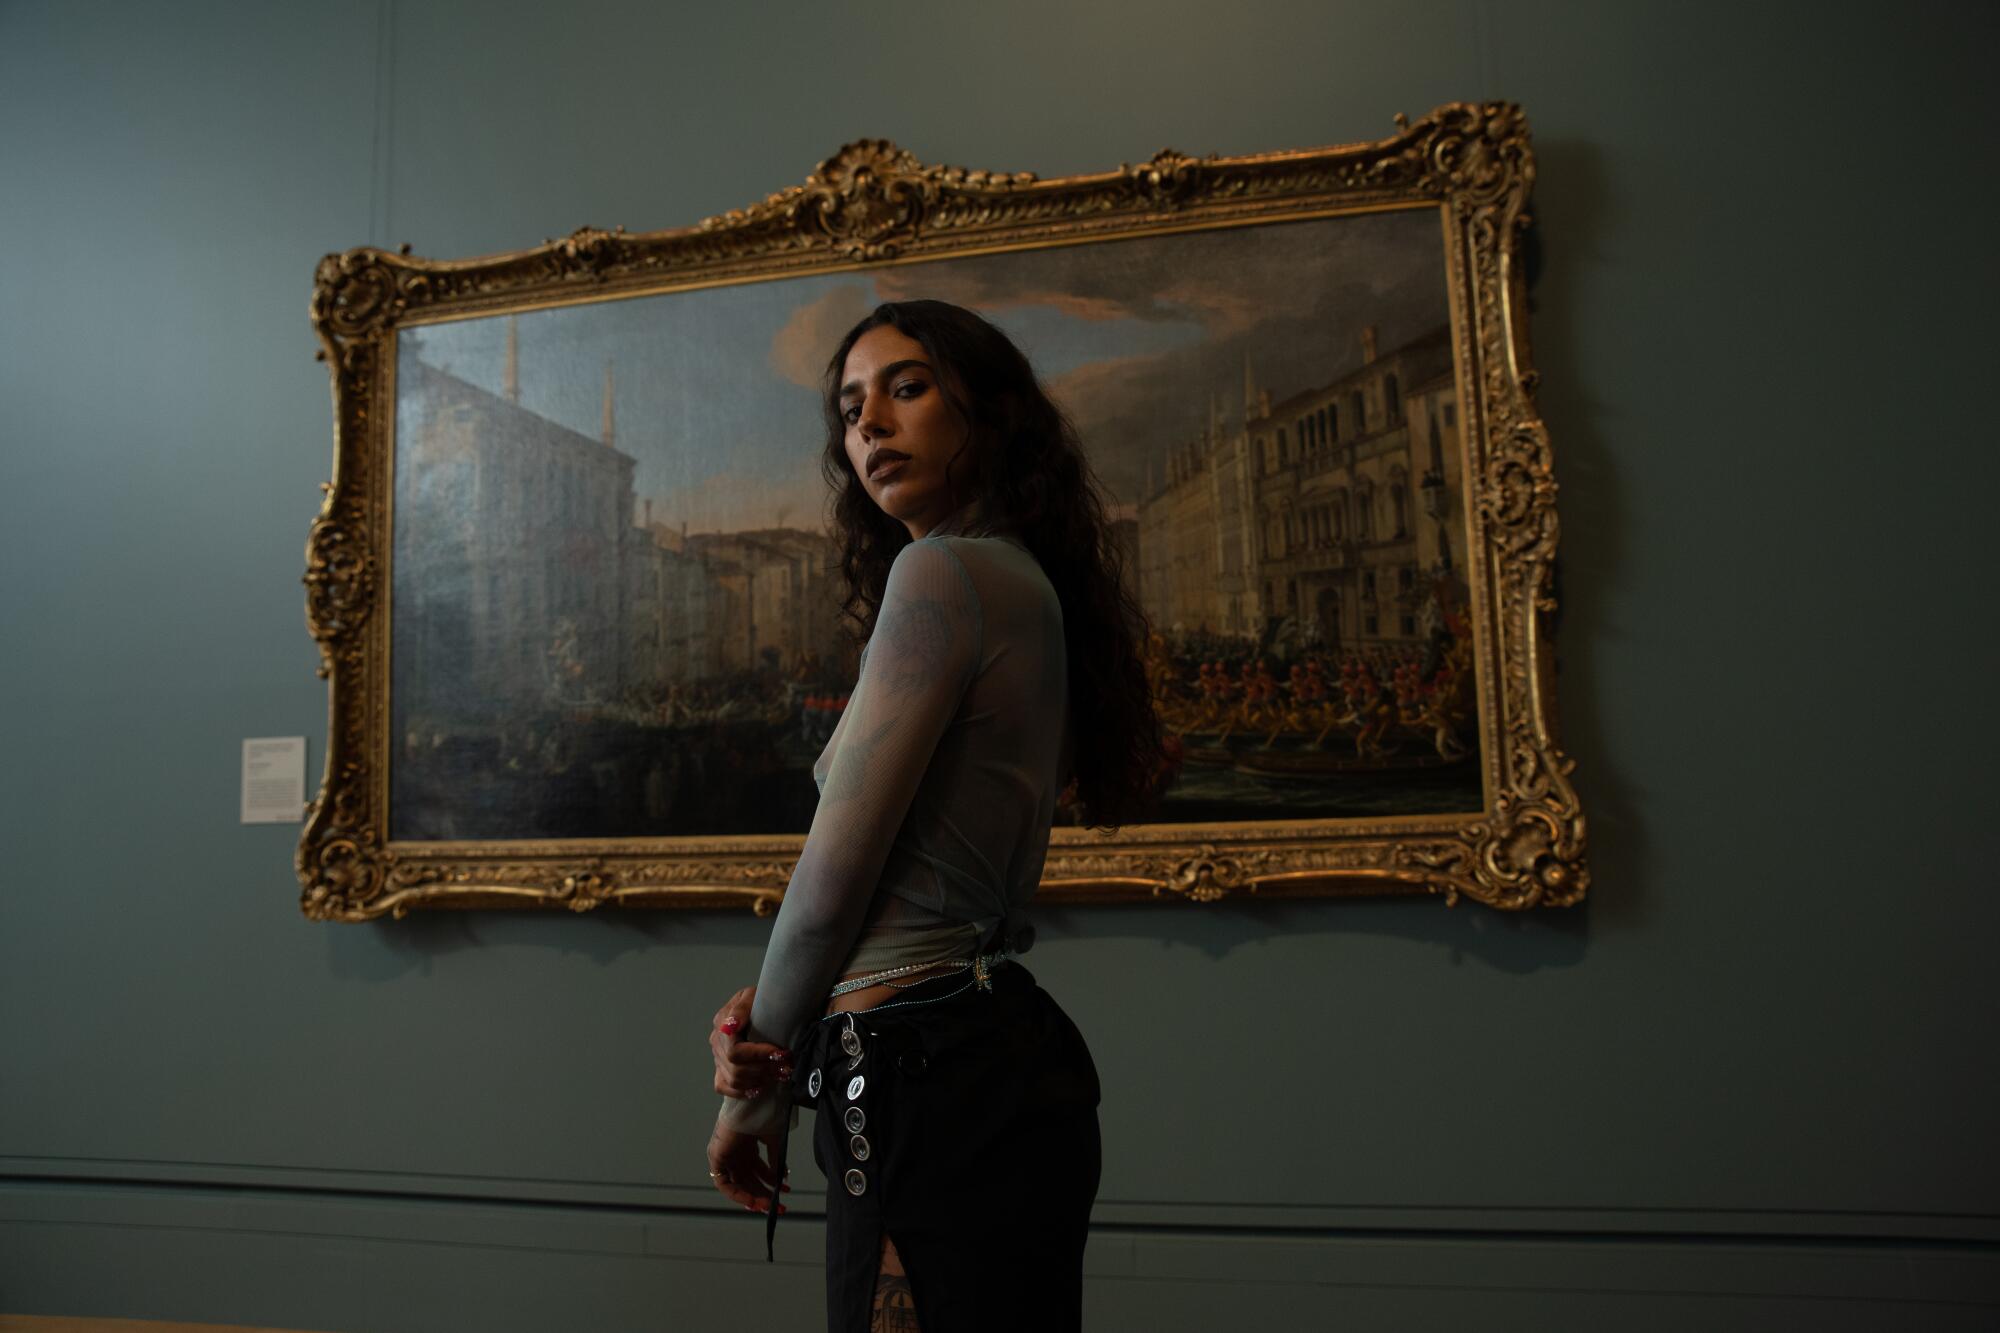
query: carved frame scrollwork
[{"left": 300, "top": 101, "right": 1586, "bottom": 921}]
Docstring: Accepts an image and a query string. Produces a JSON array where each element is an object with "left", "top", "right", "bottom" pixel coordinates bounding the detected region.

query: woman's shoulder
[
  {"left": 926, "top": 533, "right": 1058, "bottom": 608},
  {"left": 923, "top": 531, "right": 1037, "bottom": 571},
  {"left": 883, "top": 536, "right": 979, "bottom": 603}
]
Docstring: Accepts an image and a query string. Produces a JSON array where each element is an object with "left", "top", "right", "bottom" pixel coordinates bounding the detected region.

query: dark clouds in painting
[
  {"left": 401, "top": 208, "right": 1449, "bottom": 536},
  {"left": 874, "top": 208, "right": 1451, "bottom": 503}
]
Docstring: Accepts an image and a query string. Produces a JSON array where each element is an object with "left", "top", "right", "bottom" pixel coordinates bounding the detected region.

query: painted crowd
[{"left": 1143, "top": 576, "right": 1476, "bottom": 780}]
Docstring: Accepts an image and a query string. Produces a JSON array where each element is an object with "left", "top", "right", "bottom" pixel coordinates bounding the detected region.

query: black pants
[{"left": 789, "top": 961, "right": 1101, "bottom": 1333}]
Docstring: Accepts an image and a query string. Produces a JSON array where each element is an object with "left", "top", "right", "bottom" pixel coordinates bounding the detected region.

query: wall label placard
[{"left": 242, "top": 737, "right": 306, "bottom": 824}]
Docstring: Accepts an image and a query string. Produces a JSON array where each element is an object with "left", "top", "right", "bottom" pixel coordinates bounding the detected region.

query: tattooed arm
[{"left": 719, "top": 538, "right": 981, "bottom": 1136}]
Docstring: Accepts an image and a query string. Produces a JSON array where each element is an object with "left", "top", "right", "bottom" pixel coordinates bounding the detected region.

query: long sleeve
[{"left": 719, "top": 538, "right": 982, "bottom": 1135}]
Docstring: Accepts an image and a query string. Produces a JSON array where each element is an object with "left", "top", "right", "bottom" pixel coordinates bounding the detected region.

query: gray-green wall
[{"left": 4, "top": 2, "right": 1996, "bottom": 1328}]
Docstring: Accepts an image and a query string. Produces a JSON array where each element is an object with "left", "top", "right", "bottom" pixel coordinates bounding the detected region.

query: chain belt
[{"left": 826, "top": 948, "right": 1010, "bottom": 999}]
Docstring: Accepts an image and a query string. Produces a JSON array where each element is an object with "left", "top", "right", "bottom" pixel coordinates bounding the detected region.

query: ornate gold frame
[{"left": 300, "top": 100, "right": 1586, "bottom": 921}]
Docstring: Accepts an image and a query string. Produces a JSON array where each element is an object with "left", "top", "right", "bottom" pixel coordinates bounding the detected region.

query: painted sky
[{"left": 399, "top": 207, "right": 1451, "bottom": 535}]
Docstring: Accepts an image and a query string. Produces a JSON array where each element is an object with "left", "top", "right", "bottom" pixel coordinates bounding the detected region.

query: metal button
[
  {"left": 844, "top": 1168, "right": 867, "bottom": 1197},
  {"left": 840, "top": 1027, "right": 863, "bottom": 1057},
  {"left": 845, "top": 1074, "right": 865, "bottom": 1101},
  {"left": 844, "top": 1105, "right": 866, "bottom": 1134},
  {"left": 849, "top": 1134, "right": 871, "bottom": 1162},
  {"left": 896, "top": 1052, "right": 929, "bottom": 1077},
  {"left": 847, "top": 1050, "right": 864, "bottom": 1071},
  {"left": 807, "top": 1069, "right": 822, "bottom": 1098}
]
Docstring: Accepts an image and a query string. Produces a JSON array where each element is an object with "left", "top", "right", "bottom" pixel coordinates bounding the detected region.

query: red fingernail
[{"left": 721, "top": 1018, "right": 741, "bottom": 1035}]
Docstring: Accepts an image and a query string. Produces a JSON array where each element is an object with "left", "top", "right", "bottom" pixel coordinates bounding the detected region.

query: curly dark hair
[{"left": 817, "top": 299, "right": 1168, "bottom": 830}]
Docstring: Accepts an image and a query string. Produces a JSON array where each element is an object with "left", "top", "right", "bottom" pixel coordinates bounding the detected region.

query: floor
[{"left": 0, "top": 1320, "right": 327, "bottom": 1333}]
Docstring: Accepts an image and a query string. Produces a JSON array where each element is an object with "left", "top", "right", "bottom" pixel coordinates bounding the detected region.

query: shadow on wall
[
  {"left": 1038, "top": 895, "right": 1587, "bottom": 974},
  {"left": 322, "top": 137, "right": 1640, "bottom": 986},
  {"left": 322, "top": 903, "right": 775, "bottom": 982},
  {"left": 1524, "top": 137, "right": 1645, "bottom": 937},
  {"left": 322, "top": 884, "right": 1590, "bottom": 982}
]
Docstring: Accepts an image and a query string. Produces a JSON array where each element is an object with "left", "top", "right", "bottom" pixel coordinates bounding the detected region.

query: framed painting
[{"left": 299, "top": 100, "right": 1587, "bottom": 920}]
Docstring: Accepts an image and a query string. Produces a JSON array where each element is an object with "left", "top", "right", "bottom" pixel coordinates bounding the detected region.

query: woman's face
[{"left": 838, "top": 325, "right": 972, "bottom": 540}]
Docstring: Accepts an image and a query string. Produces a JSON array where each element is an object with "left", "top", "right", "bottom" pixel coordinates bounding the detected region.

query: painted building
[
  {"left": 394, "top": 358, "right": 635, "bottom": 717},
  {"left": 1137, "top": 323, "right": 1462, "bottom": 652}
]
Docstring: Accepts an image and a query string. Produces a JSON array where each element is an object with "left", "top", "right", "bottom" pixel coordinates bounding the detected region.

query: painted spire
[
  {"left": 601, "top": 360, "right": 615, "bottom": 448},
  {"left": 504, "top": 316, "right": 520, "bottom": 402}
]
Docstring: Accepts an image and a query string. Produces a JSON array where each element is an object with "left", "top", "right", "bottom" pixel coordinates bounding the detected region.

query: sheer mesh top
[{"left": 719, "top": 508, "right": 1071, "bottom": 1136}]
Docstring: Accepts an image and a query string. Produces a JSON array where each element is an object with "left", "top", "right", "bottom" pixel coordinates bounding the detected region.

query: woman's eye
[
  {"left": 843, "top": 405, "right": 860, "bottom": 424},
  {"left": 895, "top": 380, "right": 924, "bottom": 398}
]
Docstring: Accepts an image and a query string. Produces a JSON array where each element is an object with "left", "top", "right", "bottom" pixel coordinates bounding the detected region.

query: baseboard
[
  {"left": 3, "top": 1176, "right": 1995, "bottom": 1333},
  {"left": 6, "top": 1154, "right": 1994, "bottom": 1243}
]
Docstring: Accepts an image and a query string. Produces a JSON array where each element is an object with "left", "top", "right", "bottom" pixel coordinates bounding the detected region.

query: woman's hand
[
  {"left": 710, "top": 985, "right": 791, "bottom": 1099},
  {"left": 707, "top": 1118, "right": 789, "bottom": 1213}
]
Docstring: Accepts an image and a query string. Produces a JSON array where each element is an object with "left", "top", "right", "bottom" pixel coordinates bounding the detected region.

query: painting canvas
[{"left": 388, "top": 208, "right": 1477, "bottom": 845}]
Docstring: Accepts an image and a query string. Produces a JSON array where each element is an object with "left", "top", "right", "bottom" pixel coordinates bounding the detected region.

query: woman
[{"left": 704, "top": 299, "right": 1166, "bottom": 1333}]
